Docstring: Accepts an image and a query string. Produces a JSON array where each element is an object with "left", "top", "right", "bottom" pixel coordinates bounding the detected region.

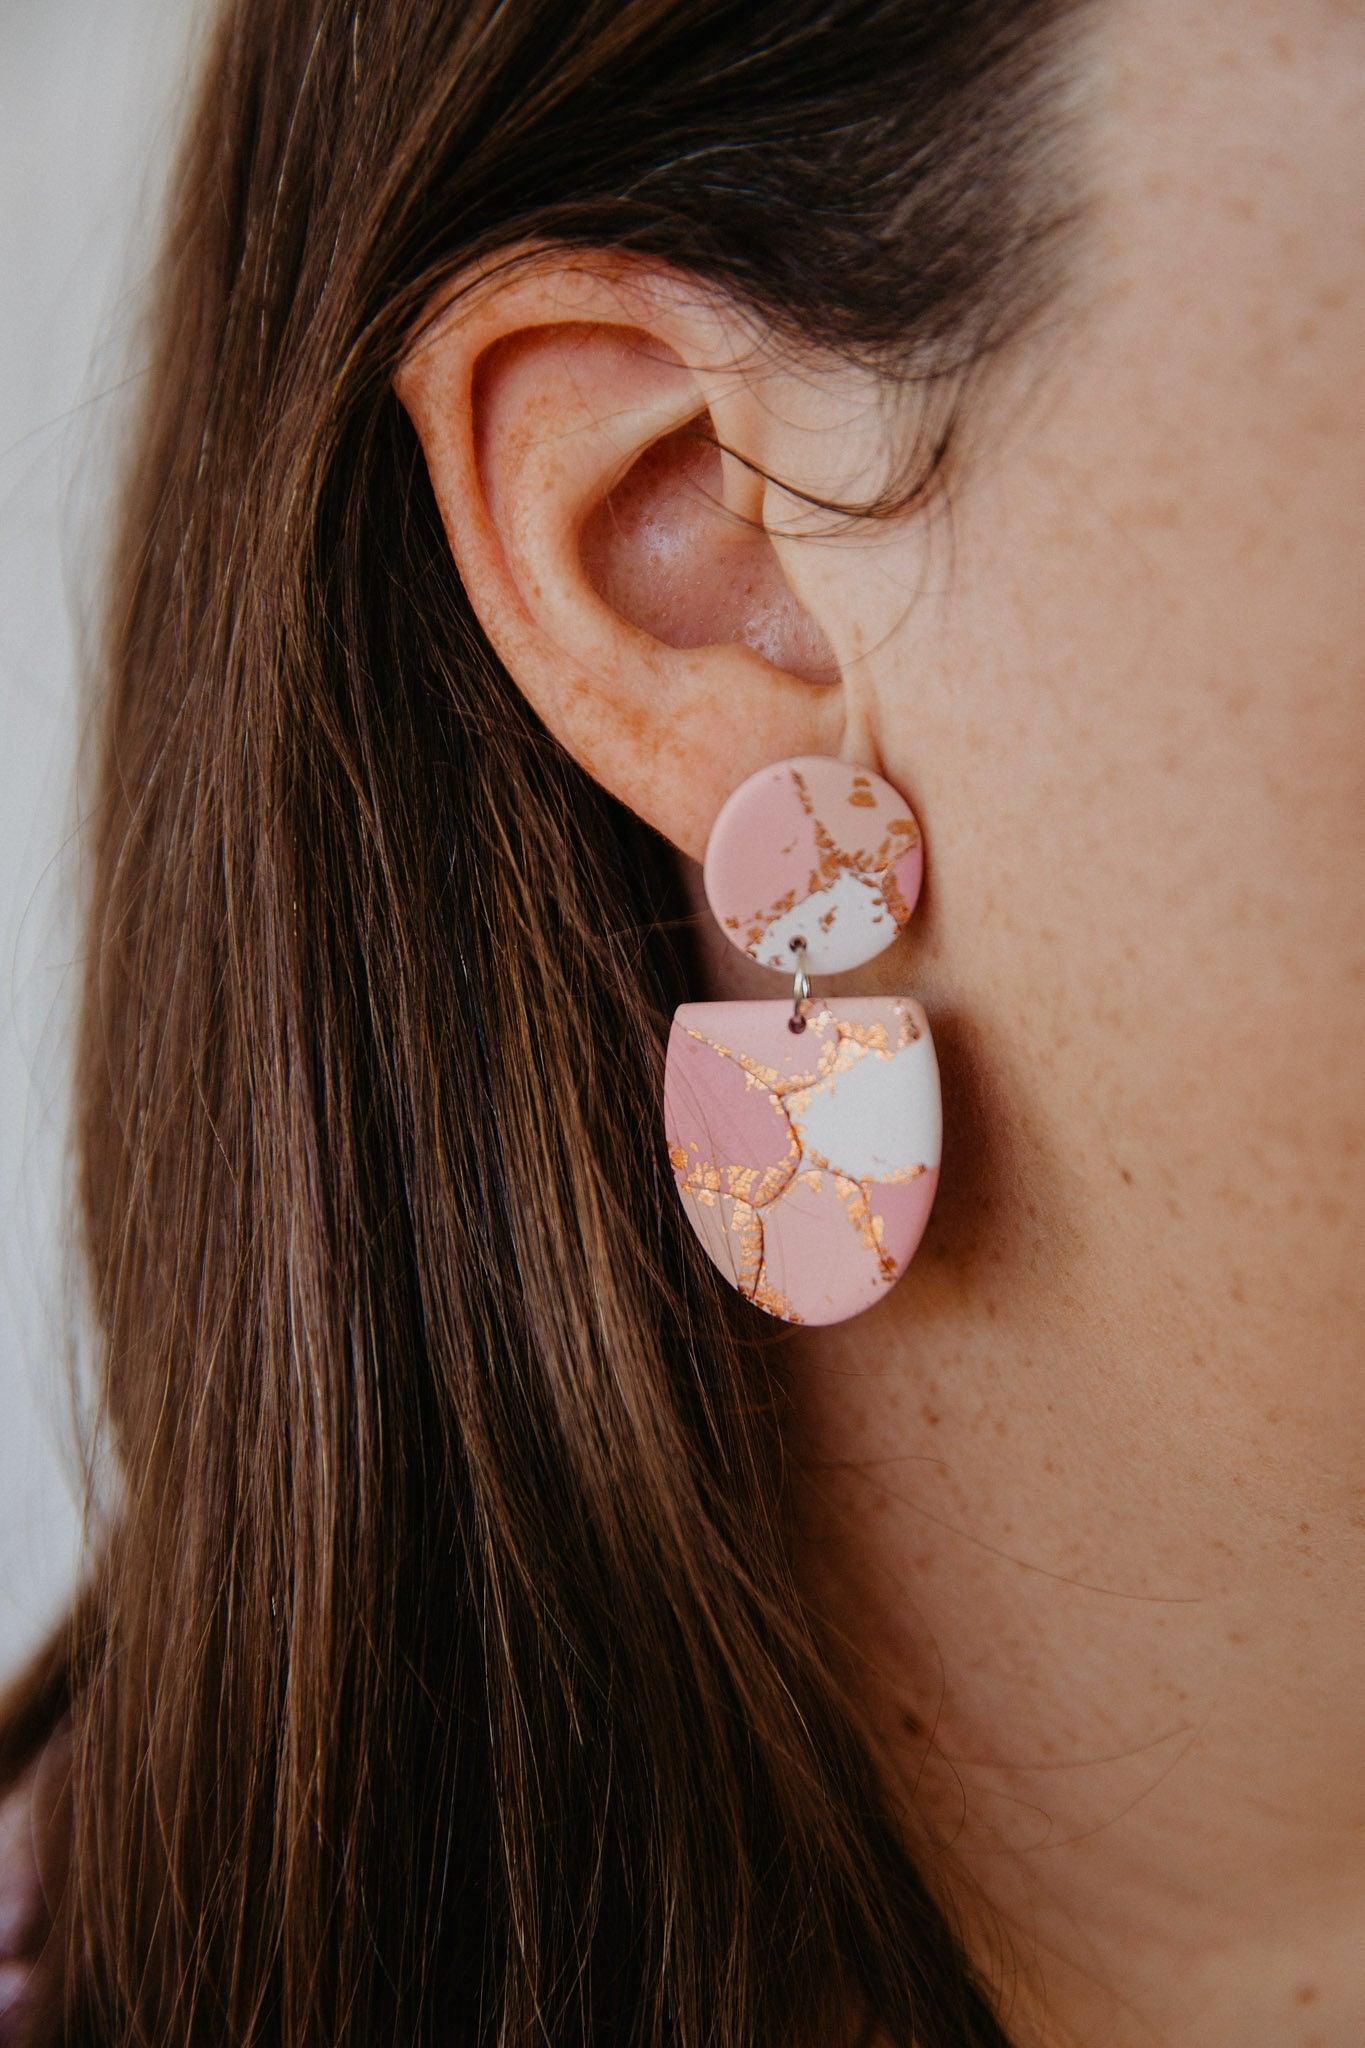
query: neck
[{"left": 789, "top": 1252, "right": 1365, "bottom": 2046}]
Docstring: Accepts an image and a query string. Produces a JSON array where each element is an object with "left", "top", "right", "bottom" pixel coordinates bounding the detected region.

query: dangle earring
[{"left": 663, "top": 756, "right": 941, "bottom": 1327}]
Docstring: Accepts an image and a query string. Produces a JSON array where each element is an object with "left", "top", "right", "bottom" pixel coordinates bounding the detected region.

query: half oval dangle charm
[
  {"left": 664, "top": 997, "right": 941, "bottom": 1327},
  {"left": 663, "top": 756, "right": 942, "bottom": 1327}
]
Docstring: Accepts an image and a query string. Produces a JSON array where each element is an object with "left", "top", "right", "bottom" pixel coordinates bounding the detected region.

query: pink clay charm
[
  {"left": 702, "top": 754, "right": 923, "bottom": 976},
  {"left": 665, "top": 757, "right": 941, "bottom": 1326}
]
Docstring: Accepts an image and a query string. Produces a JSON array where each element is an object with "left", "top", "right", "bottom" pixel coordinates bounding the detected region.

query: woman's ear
[{"left": 395, "top": 248, "right": 862, "bottom": 859}]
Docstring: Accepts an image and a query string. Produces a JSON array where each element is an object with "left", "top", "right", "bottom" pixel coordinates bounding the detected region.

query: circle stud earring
[{"left": 663, "top": 756, "right": 942, "bottom": 1326}]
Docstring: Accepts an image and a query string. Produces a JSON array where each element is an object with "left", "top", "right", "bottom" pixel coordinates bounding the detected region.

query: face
[
  {"left": 781, "top": 0, "right": 1365, "bottom": 1583},
  {"left": 784, "top": 5, "right": 1365, "bottom": 1457},
  {"left": 757, "top": 0, "right": 1365, "bottom": 2010}
]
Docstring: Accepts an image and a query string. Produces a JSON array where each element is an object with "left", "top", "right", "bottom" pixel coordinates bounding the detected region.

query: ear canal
[{"left": 581, "top": 423, "right": 840, "bottom": 686}]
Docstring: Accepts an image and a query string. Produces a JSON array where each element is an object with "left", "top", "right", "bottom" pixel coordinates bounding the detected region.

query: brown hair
[{"left": 4, "top": 2, "right": 1084, "bottom": 2041}]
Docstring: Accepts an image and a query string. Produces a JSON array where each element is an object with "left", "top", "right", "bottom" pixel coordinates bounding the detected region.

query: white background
[{"left": 0, "top": 0, "right": 204, "bottom": 1679}]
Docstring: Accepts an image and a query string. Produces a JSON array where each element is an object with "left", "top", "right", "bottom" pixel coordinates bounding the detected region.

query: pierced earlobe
[{"left": 664, "top": 757, "right": 942, "bottom": 1327}]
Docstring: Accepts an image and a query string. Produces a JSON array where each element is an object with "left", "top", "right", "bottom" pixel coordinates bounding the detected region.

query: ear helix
[{"left": 663, "top": 756, "right": 942, "bottom": 1327}]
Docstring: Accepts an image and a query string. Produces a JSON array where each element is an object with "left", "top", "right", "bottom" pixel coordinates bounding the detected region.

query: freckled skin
[
  {"left": 401, "top": 1, "right": 1365, "bottom": 2040},
  {"left": 749, "top": 5, "right": 1365, "bottom": 2044}
]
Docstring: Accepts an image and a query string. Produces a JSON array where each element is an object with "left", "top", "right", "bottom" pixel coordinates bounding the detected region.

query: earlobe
[{"left": 394, "top": 253, "right": 846, "bottom": 860}]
